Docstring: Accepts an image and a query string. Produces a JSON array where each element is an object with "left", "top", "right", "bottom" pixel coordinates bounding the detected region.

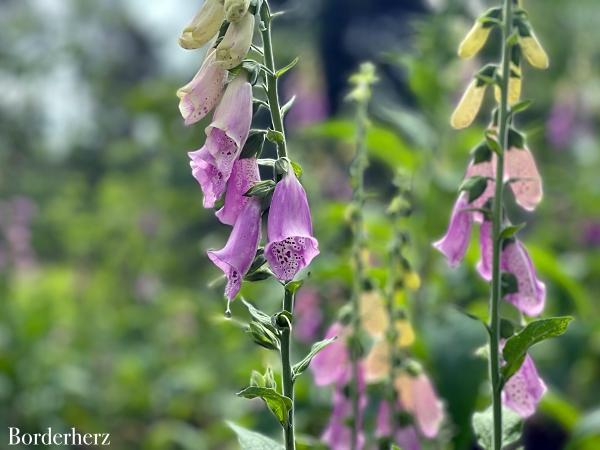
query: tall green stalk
[
  {"left": 260, "top": 2, "right": 294, "bottom": 448},
  {"left": 489, "top": 0, "right": 513, "bottom": 448}
]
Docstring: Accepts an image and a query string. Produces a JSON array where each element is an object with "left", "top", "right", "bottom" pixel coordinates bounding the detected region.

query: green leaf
[
  {"left": 290, "top": 160, "right": 303, "bottom": 178},
  {"left": 241, "top": 299, "right": 277, "bottom": 331},
  {"left": 227, "top": 422, "right": 284, "bottom": 450},
  {"left": 246, "top": 322, "right": 280, "bottom": 350},
  {"left": 266, "top": 129, "right": 285, "bottom": 145},
  {"left": 459, "top": 175, "right": 489, "bottom": 203},
  {"left": 471, "top": 141, "right": 493, "bottom": 164},
  {"left": 506, "top": 31, "right": 520, "bottom": 47},
  {"left": 275, "top": 57, "right": 299, "bottom": 78},
  {"left": 502, "top": 317, "right": 573, "bottom": 382},
  {"left": 240, "top": 130, "right": 266, "bottom": 159},
  {"left": 292, "top": 336, "right": 337, "bottom": 379},
  {"left": 472, "top": 405, "right": 523, "bottom": 450},
  {"left": 245, "top": 180, "right": 276, "bottom": 199},
  {"left": 507, "top": 128, "right": 526, "bottom": 149},
  {"left": 237, "top": 387, "right": 293, "bottom": 426},
  {"left": 500, "top": 223, "right": 525, "bottom": 241},
  {"left": 281, "top": 95, "right": 296, "bottom": 117},
  {"left": 244, "top": 269, "right": 273, "bottom": 282},
  {"left": 285, "top": 280, "right": 304, "bottom": 295},
  {"left": 510, "top": 99, "right": 533, "bottom": 115},
  {"left": 485, "top": 131, "right": 503, "bottom": 155}
]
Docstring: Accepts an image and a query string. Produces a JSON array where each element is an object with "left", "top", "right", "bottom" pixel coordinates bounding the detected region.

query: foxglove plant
[
  {"left": 437, "top": 1, "right": 572, "bottom": 448},
  {"left": 177, "top": 1, "right": 325, "bottom": 448}
]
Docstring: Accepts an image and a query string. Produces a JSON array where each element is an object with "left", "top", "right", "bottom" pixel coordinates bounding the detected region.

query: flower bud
[
  {"left": 450, "top": 80, "right": 487, "bottom": 129},
  {"left": 179, "top": 0, "right": 225, "bottom": 50},
  {"left": 494, "top": 64, "right": 522, "bottom": 106},
  {"left": 458, "top": 22, "right": 492, "bottom": 59},
  {"left": 224, "top": 0, "right": 251, "bottom": 23},
  {"left": 519, "top": 33, "right": 549, "bottom": 69},
  {"left": 215, "top": 12, "right": 255, "bottom": 69}
]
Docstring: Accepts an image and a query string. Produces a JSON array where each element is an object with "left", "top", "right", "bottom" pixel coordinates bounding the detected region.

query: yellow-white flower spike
[
  {"left": 520, "top": 33, "right": 549, "bottom": 69},
  {"left": 360, "top": 290, "right": 389, "bottom": 339},
  {"left": 215, "top": 12, "right": 255, "bottom": 69},
  {"left": 450, "top": 80, "right": 487, "bottom": 129},
  {"left": 404, "top": 271, "right": 421, "bottom": 291},
  {"left": 179, "top": 0, "right": 225, "bottom": 50},
  {"left": 458, "top": 22, "right": 492, "bottom": 59},
  {"left": 224, "top": 0, "right": 250, "bottom": 23},
  {"left": 396, "top": 319, "right": 415, "bottom": 348}
]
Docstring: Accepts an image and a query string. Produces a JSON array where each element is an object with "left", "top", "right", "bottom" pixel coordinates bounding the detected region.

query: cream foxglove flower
[
  {"left": 215, "top": 12, "right": 255, "bottom": 69},
  {"left": 450, "top": 79, "right": 487, "bottom": 129},
  {"left": 179, "top": 0, "right": 225, "bottom": 50}
]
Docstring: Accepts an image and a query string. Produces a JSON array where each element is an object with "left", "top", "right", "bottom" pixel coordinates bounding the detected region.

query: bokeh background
[{"left": 0, "top": 0, "right": 598, "bottom": 449}]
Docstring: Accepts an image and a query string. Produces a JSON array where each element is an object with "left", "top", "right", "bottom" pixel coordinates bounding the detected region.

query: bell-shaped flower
[
  {"left": 476, "top": 219, "right": 493, "bottom": 281},
  {"left": 177, "top": 50, "right": 227, "bottom": 126},
  {"left": 375, "top": 401, "right": 421, "bottom": 450},
  {"left": 364, "top": 323, "right": 415, "bottom": 383},
  {"left": 450, "top": 79, "right": 487, "bottom": 129},
  {"left": 206, "top": 199, "right": 262, "bottom": 300},
  {"left": 465, "top": 154, "right": 496, "bottom": 222},
  {"left": 179, "top": 0, "right": 225, "bottom": 50},
  {"left": 224, "top": 0, "right": 251, "bottom": 23},
  {"left": 458, "top": 21, "right": 492, "bottom": 59},
  {"left": 501, "top": 239, "right": 546, "bottom": 316},
  {"left": 265, "top": 170, "right": 319, "bottom": 281},
  {"left": 503, "top": 353, "right": 547, "bottom": 418},
  {"left": 395, "top": 373, "right": 444, "bottom": 439},
  {"left": 494, "top": 64, "right": 522, "bottom": 106},
  {"left": 188, "top": 146, "right": 227, "bottom": 208},
  {"left": 310, "top": 322, "right": 350, "bottom": 386},
  {"left": 519, "top": 32, "right": 549, "bottom": 70},
  {"left": 322, "top": 367, "right": 367, "bottom": 450},
  {"left": 433, "top": 193, "right": 473, "bottom": 267},
  {"left": 505, "top": 146, "right": 543, "bottom": 211},
  {"left": 359, "top": 289, "right": 388, "bottom": 338},
  {"left": 215, "top": 157, "right": 260, "bottom": 225},
  {"left": 215, "top": 12, "right": 255, "bottom": 69}
]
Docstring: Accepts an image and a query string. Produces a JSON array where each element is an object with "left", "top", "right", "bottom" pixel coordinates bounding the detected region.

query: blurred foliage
[{"left": 0, "top": 0, "right": 598, "bottom": 449}]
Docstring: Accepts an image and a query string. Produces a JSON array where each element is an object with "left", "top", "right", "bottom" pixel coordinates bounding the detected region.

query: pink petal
[{"left": 505, "top": 147, "right": 543, "bottom": 211}]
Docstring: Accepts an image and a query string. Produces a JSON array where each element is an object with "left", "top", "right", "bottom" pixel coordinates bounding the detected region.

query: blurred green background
[{"left": 0, "top": 0, "right": 598, "bottom": 449}]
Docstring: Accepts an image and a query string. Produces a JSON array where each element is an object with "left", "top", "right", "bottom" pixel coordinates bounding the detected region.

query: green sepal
[
  {"left": 245, "top": 180, "right": 276, "bottom": 198},
  {"left": 471, "top": 141, "right": 494, "bottom": 164},
  {"left": 510, "top": 99, "right": 532, "bottom": 115},
  {"left": 501, "top": 272, "right": 519, "bottom": 297},
  {"left": 246, "top": 321, "right": 280, "bottom": 350},
  {"left": 478, "top": 6, "right": 503, "bottom": 28},
  {"left": 240, "top": 129, "right": 267, "bottom": 159},
  {"left": 500, "top": 223, "right": 525, "bottom": 241},
  {"left": 507, "top": 128, "right": 526, "bottom": 149},
  {"left": 459, "top": 176, "right": 490, "bottom": 203},
  {"left": 266, "top": 129, "right": 285, "bottom": 145}
]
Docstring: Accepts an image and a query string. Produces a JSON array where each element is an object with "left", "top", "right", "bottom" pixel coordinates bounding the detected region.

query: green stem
[
  {"left": 489, "top": 0, "right": 513, "bottom": 449},
  {"left": 349, "top": 89, "right": 369, "bottom": 450},
  {"left": 260, "top": 3, "right": 294, "bottom": 448},
  {"left": 259, "top": 0, "right": 287, "bottom": 158},
  {"left": 281, "top": 287, "right": 295, "bottom": 450}
]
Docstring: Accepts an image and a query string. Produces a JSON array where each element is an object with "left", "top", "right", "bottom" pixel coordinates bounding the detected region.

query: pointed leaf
[
  {"left": 472, "top": 405, "right": 523, "bottom": 450},
  {"left": 502, "top": 317, "right": 573, "bottom": 382},
  {"left": 237, "top": 387, "right": 293, "bottom": 426},
  {"left": 292, "top": 336, "right": 337, "bottom": 379},
  {"left": 227, "top": 422, "right": 284, "bottom": 450}
]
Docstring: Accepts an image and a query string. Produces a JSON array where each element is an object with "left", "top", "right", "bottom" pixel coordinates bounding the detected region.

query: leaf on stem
[
  {"left": 237, "top": 386, "right": 293, "bottom": 426},
  {"left": 292, "top": 336, "right": 337, "bottom": 380},
  {"left": 502, "top": 316, "right": 573, "bottom": 382},
  {"left": 227, "top": 422, "right": 284, "bottom": 450},
  {"left": 459, "top": 175, "right": 490, "bottom": 203},
  {"left": 275, "top": 57, "right": 299, "bottom": 78},
  {"left": 472, "top": 405, "right": 523, "bottom": 450}
]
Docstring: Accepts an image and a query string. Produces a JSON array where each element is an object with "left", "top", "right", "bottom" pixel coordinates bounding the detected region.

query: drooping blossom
[
  {"left": 322, "top": 367, "right": 367, "bottom": 450},
  {"left": 265, "top": 170, "right": 319, "bottom": 282},
  {"left": 177, "top": 50, "right": 227, "bottom": 126},
  {"left": 505, "top": 147, "right": 543, "bottom": 211},
  {"left": 207, "top": 199, "right": 262, "bottom": 300},
  {"left": 465, "top": 155, "right": 495, "bottom": 222},
  {"left": 224, "top": 0, "right": 251, "bottom": 23},
  {"left": 518, "top": 30, "right": 549, "bottom": 70},
  {"left": 189, "top": 74, "right": 252, "bottom": 207},
  {"left": 179, "top": 0, "right": 225, "bottom": 50},
  {"left": 477, "top": 218, "right": 493, "bottom": 281},
  {"left": 503, "top": 353, "right": 547, "bottom": 418},
  {"left": 375, "top": 401, "right": 421, "bottom": 450},
  {"left": 500, "top": 239, "right": 546, "bottom": 316},
  {"left": 458, "top": 21, "right": 492, "bottom": 59},
  {"left": 433, "top": 192, "right": 473, "bottom": 267},
  {"left": 395, "top": 373, "right": 444, "bottom": 439},
  {"left": 294, "top": 286, "right": 322, "bottom": 343},
  {"left": 215, "top": 157, "right": 260, "bottom": 225},
  {"left": 310, "top": 322, "right": 350, "bottom": 386},
  {"left": 215, "top": 12, "right": 255, "bottom": 69},
  {"left": 450, "top": 79, "right": 487, "bottom": 129}
]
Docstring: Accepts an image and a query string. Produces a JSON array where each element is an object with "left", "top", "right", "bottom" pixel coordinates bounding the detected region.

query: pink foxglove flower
[
  {"left": 188, "top": 74, "right": 252, "bottom": 207},
  {"left": 207, "top": 199, "right": 262, "bottom": 300},
  {"left": 395, "top": 373, "right": 444, "bottom": 439},
  {"left": 465, "top": 155, "right": 496, "bottom": 222},
  {"left": 503, "top": 353, "right": 547, "bottom": 418},
  {"left": 433, "top": 192, "right": 473, "bottom": 267},
  {"left": 216, "top": 157, "right": 260, "bottom": 226},
  {"left": 501, "top": 240, "right": 546, "bottom": 316},
  {"left": 477, "top": 219, "right": 493, "bottom": 281},
  {"left": 177, "top": 50, "right": 227, "bottom": 126},
  {"left": 322, "top": 367, "right": 367, "bottom": 450},
  {"left": 375, "top": 401, "right": 421, "bottom": 450},
  {"left": 505, "top": 147, "right": 543, "bottom": 212},
  {"left": 310, "top": 322, "right": 350, "bottom": 386},
  {"left": 265, "top": 171, "right": 320, "bottom": 281}
]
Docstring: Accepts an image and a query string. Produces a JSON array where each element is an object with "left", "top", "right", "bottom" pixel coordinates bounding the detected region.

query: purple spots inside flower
[{"left": 269, "top": 236, "right": 307, "bottom": 281}]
